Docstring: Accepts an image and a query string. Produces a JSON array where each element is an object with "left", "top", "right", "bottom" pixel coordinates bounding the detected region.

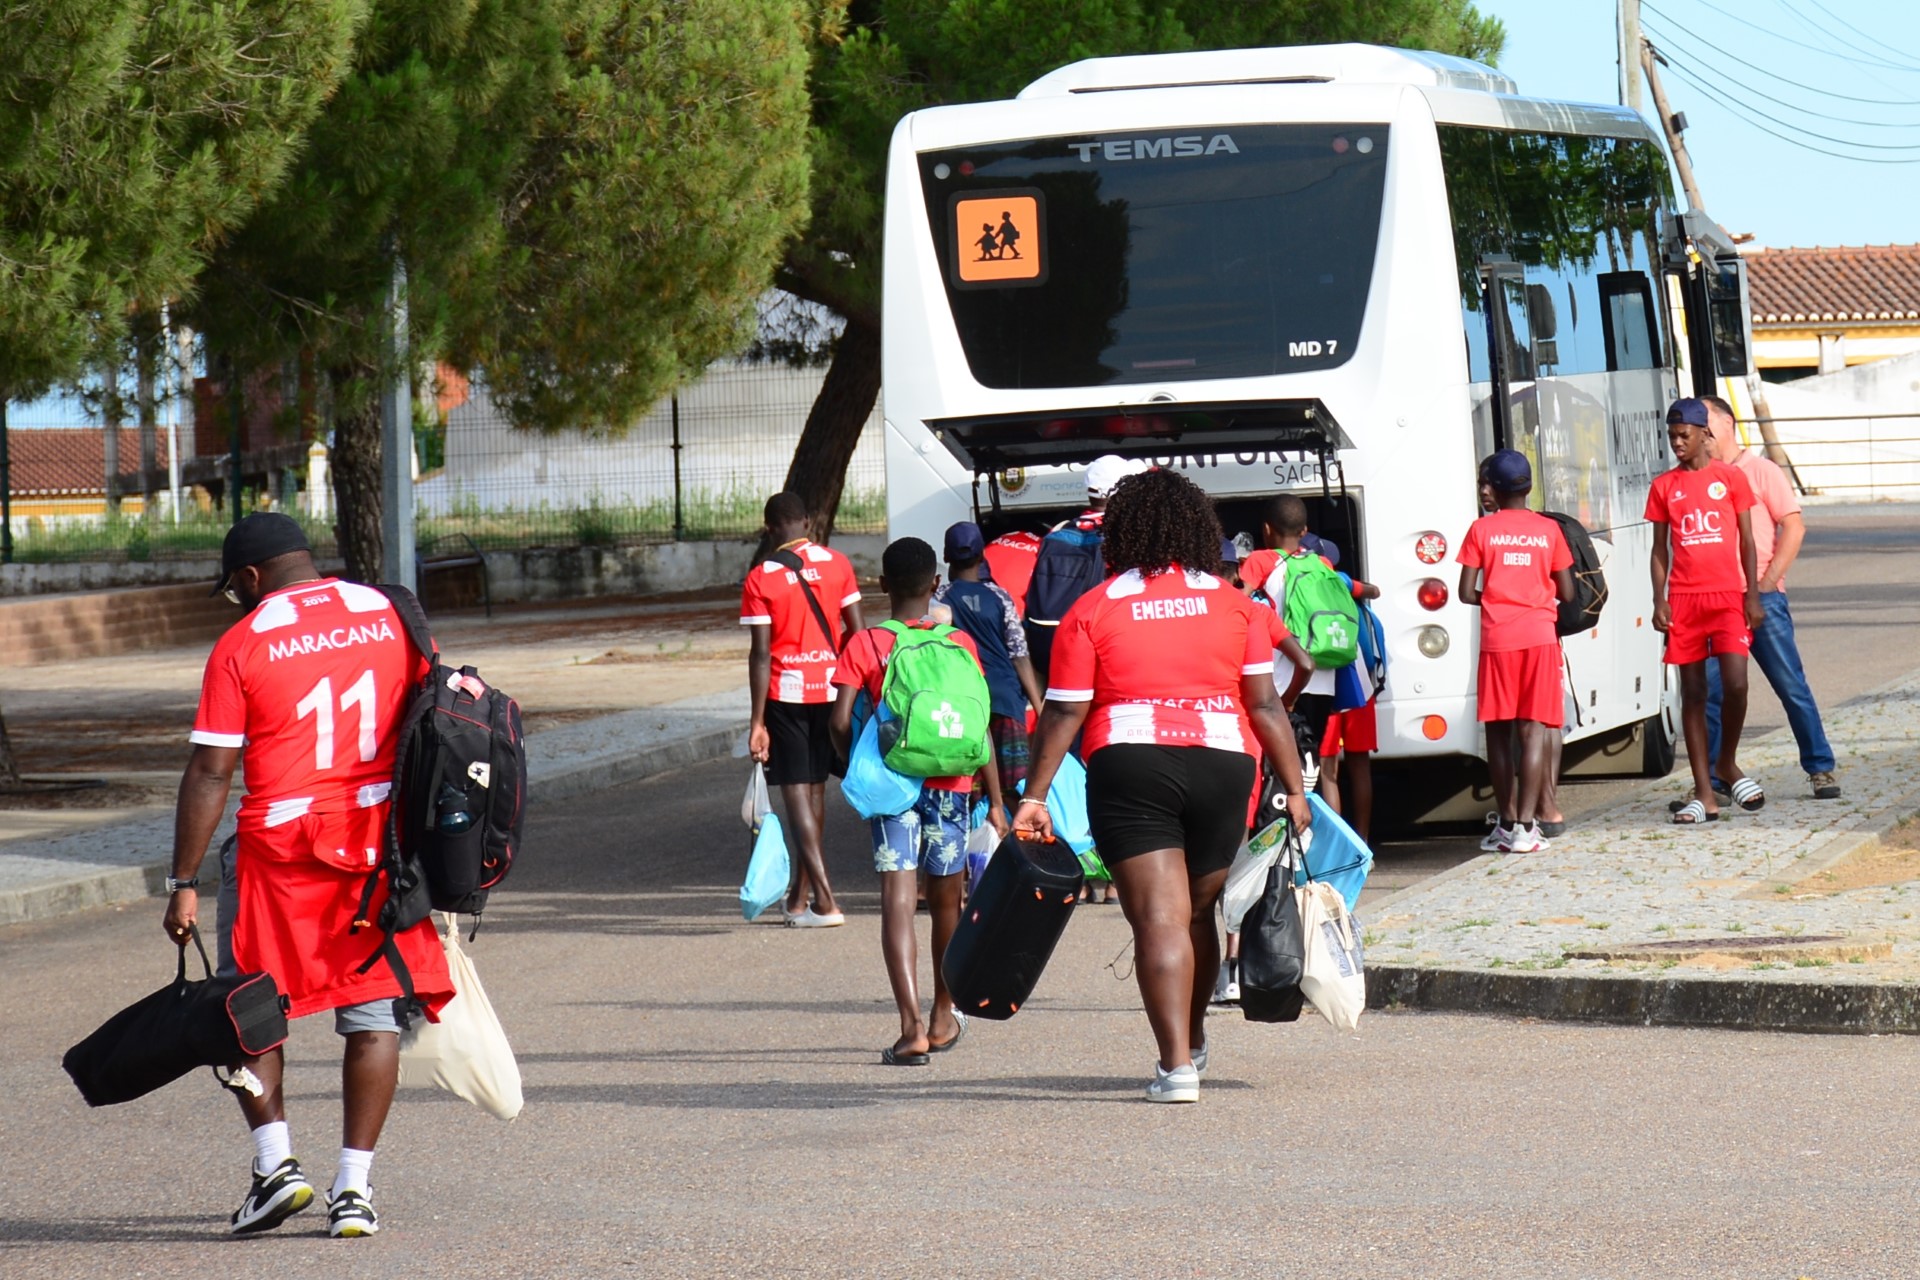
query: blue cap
[
  {"left": 1667, "top": 397, "right": 1709, "bottom": 427},
  {"left": 1301, "top": 532, "right": 1341, "bottom": 568},
  {"left": 1220, "top": 538, "right": 1241, "bottom": 565},
  {"left": 943, "top": 521, "right": 987, "bottom": 564},
  {"left": 1482, "top": 448, "right": 1532, "bottom": 494}
]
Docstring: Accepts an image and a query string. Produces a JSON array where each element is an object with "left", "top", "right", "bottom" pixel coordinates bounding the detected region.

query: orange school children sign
[{"left": 949, "top": 190, "right": 1046, "bottom": 288}]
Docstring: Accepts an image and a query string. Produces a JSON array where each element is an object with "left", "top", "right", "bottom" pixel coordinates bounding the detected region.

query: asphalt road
[{"left": 3, "top": 507, "right": 1916, "bottom": 1279}]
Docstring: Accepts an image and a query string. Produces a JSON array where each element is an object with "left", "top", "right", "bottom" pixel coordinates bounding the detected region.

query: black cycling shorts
[
  {"left": 1085, "top": 744, "right": 1257, "bottom": 877},
  {"left": 764, "top": 701, "right": 834, "bottom": 787}
]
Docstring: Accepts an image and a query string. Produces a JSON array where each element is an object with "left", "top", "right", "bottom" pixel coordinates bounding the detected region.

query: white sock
[
  {"left": 251, "top": 1120, "right": 292, "bottom": 1176},
  {"left": 333, "top": 1148, "right": 375, "bottom": 1199}
]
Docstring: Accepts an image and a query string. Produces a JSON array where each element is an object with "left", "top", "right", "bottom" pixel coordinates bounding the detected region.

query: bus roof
[{"left": 1018, "top": 44, "right": 1517, "bottom": 98}]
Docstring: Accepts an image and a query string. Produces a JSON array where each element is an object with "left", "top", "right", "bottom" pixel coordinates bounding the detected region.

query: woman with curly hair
[{"left": 1013, "top": 466, "right": 1311, "bottom": 1103}]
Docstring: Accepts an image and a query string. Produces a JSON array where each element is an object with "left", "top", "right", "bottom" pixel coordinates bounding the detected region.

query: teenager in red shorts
[
  {"left": 162, "top": 514, "right": 452, "bottom": 1238},
  {"left": 1458, "top": 450, "right": 1574, "bottom": 854},
  {"left": 1646, "top": 398, "right": 1764, "bottom": 824}
]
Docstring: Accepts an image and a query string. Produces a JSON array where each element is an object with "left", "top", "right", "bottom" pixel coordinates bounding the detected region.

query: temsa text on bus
[{"left": 1067, "top": 135, "right": 1241, "bottom": 163}]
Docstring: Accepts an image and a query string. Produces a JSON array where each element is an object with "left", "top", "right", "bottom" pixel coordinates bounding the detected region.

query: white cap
[{"left": 1085, "top": 454, "right": 1148, "bottom": 498}]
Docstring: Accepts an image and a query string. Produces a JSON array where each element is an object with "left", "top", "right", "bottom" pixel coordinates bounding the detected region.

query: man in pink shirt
[{"left": 1701, "top": 396, "right": 1839, "bottom": 800}]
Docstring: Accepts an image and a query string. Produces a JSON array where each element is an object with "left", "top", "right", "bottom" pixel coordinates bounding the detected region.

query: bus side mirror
[{"left": 1704, "top": 253, "right": 1753, "bottom": 378}]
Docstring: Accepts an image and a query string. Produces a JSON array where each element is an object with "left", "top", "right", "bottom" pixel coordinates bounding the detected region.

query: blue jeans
[{"left": 1705, "top": 591, "right": 1834, "bottom": 783}]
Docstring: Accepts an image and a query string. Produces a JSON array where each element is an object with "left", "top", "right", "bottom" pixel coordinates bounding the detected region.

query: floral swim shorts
[{"left": 870, "top": 787, "right": 969, "bottom": 876}]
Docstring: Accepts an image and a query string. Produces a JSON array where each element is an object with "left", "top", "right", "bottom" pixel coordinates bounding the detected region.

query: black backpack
[
  {"left": 348, "top": 585, "right": 524, "bottom": 1023},
  {"left": 1023, "top": 520, "right": 1106, "bottom": 677},
  {"left": 1543, "top": 511, "right": 1607, "bottom": 638}
]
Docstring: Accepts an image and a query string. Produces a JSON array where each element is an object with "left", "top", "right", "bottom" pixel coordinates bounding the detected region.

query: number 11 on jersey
[{"left": 295, "top": 671, "right": 378, "bottom": 771}]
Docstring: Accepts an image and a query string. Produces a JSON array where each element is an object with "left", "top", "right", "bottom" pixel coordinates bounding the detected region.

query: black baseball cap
[
  {"left": 1481, "top": 448, "right": 1533, "bottom": 494},
  {"left": 213, "top": 512, "right": 310, "bottom": 597}
]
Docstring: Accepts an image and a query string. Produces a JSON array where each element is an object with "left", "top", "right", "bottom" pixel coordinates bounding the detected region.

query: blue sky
[{"left": 1482, "top": 0, "right": 1920, "bottom": 249}]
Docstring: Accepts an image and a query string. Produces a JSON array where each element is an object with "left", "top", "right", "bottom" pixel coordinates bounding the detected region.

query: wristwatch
[{"left": 165, "top": 875, "right": 199, "bottom": 893}]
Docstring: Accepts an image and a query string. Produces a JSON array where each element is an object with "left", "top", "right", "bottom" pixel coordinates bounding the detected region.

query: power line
[
  {"left": 1637, "top": 9, "right": 1920, "bottom": 108},
  {"left": 1770, "top": 0, "right": 1920, "bottom": 76},
  {"left": 1654, "top": 41, "right": 1920, "bottom": 129},
  {"left": 1796, "top": 0, "right": 1920, "bottom": 70},
  {"left": 1658, "top": 53, "right": 1920, "bottom": 150},
  {"left": 1649, "top": 45, "right": 1920, "bottom": 163},
  {"left": 1646, "top": 0, "right": 1920, "bottom": 76}
]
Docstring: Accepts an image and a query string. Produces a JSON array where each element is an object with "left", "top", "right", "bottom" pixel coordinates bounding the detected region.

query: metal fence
[
  {"left": 1749, "top": 413, "right": 1920, "bottom": 502},
  {"left": 1, "top": 357, "right": 885, "bottom": 564}
]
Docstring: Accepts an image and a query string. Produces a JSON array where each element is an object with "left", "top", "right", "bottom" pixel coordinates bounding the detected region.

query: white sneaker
[
  {"left": 1479, "top": 824, "right": 1511, "bottom": 853},
  {"left": 1145, "top": 1062, "right": 1200, "bottom": 1103},
  {"left": 1192, "top": 1041, "right": 1209, "bottom": 1076},
  {"left": 787, "top": 908, "right": 845, "bottom": 928},
  {"left": 1503, "top": 824, "right": 1548, "bottom": 854}
]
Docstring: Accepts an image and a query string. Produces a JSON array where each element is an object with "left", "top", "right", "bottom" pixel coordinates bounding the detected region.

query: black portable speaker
[{"left": 942, "top": 832, "right": 1084, "bottom": 1020}]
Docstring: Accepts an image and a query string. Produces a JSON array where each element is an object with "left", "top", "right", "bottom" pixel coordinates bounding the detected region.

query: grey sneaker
[
  {"left": 1192, "top": 1041, "right": 1209, "bottom": 1076},
  {"left": 231, "top": 1157, "right": 315, "bottom": 1235},
  {"left": 1145, "top": 1062, "right": 1200, "bottom": 1103},
  {"left": 1810, "top": 771, "right": 1841, "bottom": 800}
]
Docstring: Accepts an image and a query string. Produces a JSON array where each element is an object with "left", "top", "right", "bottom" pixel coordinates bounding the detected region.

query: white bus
[{"left": 879, "top": 44, "right": 1755, "bottom": 807}]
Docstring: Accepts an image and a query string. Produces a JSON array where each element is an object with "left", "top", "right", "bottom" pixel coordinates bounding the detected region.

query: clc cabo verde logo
[
  {"left": 1678, "top": 510, "right": 1724, "bottom": 537},
  {"left": 1707, "top": 480, "right": 1729, "bottom": 501}
]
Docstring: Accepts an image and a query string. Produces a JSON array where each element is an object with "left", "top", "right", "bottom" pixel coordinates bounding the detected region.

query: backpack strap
[
  {"left": 771, "top": 548, "right": 840, "bottom": 655},
  {"left": 374, "top": 583, "right": 440, "bottom": 666}
]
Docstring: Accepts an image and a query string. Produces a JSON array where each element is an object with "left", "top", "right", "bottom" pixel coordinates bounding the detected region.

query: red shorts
[
  {"left": 1477, "top": 644, "right": 1564, "bottom": 726},
  {"left": 1322, "top": 700, "right": 1378, "bottom": 755},
  {"left": 233, "top": 805, "right": 453, "bottom": 1021},
  {"left": 1664, "top": 591, "right": 1751, "bottom": 665}
]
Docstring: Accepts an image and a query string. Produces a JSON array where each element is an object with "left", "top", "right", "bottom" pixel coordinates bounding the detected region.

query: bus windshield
[{"left": 919, "top": 123, "right": 1389, "bottom": 390}]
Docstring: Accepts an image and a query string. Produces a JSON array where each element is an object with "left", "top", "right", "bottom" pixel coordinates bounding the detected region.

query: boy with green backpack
[{"left": 830, "top": 537, "right": 1007, "bottom": 1066}]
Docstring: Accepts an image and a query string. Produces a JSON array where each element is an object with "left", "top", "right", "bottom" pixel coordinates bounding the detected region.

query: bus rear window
[{"left": 920, "top": 124, "right": 1388, "bottom": 389}]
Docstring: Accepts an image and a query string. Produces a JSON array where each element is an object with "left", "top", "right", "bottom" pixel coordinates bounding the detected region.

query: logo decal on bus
[
  {"left": 949, "top": 189, "right": 1047, "bottom": 289},
  {"left": 1066, "top": 135, "right": 1240, "bottom": 162}
]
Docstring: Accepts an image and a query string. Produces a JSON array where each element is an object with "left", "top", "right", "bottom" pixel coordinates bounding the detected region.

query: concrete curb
[
  {"left": 0, "top": 719, "right": 746, "bottom": 929},
  {"left": 1366, "top": 963, "right": 1920, "bottom": 1035}
]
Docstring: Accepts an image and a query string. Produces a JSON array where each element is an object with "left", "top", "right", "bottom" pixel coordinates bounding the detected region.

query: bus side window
[{"left": 1598, "top": 271, "right": 1659, "bottom": 372}]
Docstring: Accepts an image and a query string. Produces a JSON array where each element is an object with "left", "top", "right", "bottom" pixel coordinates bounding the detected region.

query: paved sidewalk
[
  {"left": 0, "top": 594, "right": 760, "bottom": 924},
  {"left": 1366, "top": 667, "right": 1920, "bottom": 1031}
]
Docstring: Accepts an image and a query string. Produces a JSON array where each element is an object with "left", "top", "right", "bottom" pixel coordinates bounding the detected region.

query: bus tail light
[
  {"left": 1416, "top": 625, "right": 1449, "bottom": 657},
  {"left": 1414, "top": 531, "right": 1447, "bottom": 564},
  {"left": 1416, "top": 578, "right": 1449, "bottom": 611},
  {"left": 1422, "top": 715, "right": 1448, "bottom": 740}
]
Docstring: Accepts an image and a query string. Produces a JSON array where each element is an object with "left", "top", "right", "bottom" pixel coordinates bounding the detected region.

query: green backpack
[
  {"left": 874, "top": 620, "right": 993, "bottom": 778},
  {"left": 1280, "top": 552, "right": 1361, "bottom": 669}
]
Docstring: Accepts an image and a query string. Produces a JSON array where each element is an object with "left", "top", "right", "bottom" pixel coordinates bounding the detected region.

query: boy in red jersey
[
  {"left": 1457, "top": 451, "right": 1574, "bottom": 854},
  {"left": 162, "top": 514, "right": 452, "bottom": 1238},
  {"left": 1645, "top": 398, "right": 1764, "bottom": 824},
  {"left": 831, "top": 538, "right": 1006, "bottom": 1066}
]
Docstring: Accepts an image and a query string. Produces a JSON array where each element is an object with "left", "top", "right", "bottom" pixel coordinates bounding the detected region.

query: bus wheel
[{"left": 1640, "top": 711, "right": 1676, "bottom": 778}]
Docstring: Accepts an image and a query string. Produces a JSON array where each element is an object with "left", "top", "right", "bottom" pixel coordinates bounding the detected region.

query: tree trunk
[
  {"left": 330, "top": 369, "right": 384, "bottom": 583},
  {"left": 0, "top": 703, "right": 20, "bottom": 785},
  {"left": 782, "top": 318, "right": 881, "bottom": 544}
]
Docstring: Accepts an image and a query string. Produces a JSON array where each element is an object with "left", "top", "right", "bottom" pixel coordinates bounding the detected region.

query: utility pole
[
  {"left": 378, "top": 246, "right": 416, "bottom": 590},
  {"left": 1619, "top": 0, "right": 1643, "bottom": 113},
  {"left": 1642, "top": 40, "right": 1801, "bottom": 486}
]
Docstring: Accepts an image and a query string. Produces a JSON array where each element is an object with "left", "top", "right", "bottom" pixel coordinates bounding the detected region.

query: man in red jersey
[
  {"left": 162, "top": 513, "right": 452, "bottom": 1238},
  {"left": 1646, "top": 398, "right": 1764, "bottom": 824},
  {"left": 981, "top": 527, "right": 1042, "bottom": 617},
  {"left": 1457, "top": 450, "right": 1575, "bottom": 854},
  {"left": 743, "top": 492, "right": 864, "bottom": 926}
]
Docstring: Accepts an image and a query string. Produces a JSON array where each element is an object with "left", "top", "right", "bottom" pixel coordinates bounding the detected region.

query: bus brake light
[
  {"left": 1416, "top": 579, "right": 1449, "bottom": 611},
  {"left": 1414, "top": 532, "right": 1447, "bottom": 564}
]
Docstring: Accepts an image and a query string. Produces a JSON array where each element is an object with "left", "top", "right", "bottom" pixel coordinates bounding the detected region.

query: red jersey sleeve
[
  {"left": 1241, "top": 549, "right": 1279, "bottom": 593},
  {"left": 831, "top": 627, "right": 878, "bottom": 695},
  {"left": 1550, "top": 524, "right": 1574, "bottom": 571},
  {"left": 1243, "top": 601, "right": 1276, "bottom": 676},
  {"left": 831, "top": 553, "right": 862, "bottom": 611},
  {"left": 1046, "top": 597, "right": 1098, "bottom": 702},
  {"left": 1644, "top": 475, "right": 1671, "bottom": 525},
  {"left": 739, "top": 566, "right": 772, "bottom": 626},
  {"left": 190, "top": 629, "right": 248, "bottom": 748},
  {"left": 1455, "top": 518, "right": 1486, "bottom": 567}
]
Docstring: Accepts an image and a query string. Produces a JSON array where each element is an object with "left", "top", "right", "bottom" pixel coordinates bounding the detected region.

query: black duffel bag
[{"left": 63, "top": 926, "right": 291, "bottom": 1107}]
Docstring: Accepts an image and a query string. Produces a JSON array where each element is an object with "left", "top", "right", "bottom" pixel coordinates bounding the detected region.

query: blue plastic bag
[
  {"left": 1293, "top": 792, "right": 1373, "bottom": 912},
  {"left": 840, "top": 710, "right": 920, "bottom": 819},
  {"left": 740, "top": 812, "right": 791, "bottom": 921},
  {"left": 1020, "top": 752, "right": 1094, "bottom": 856}
]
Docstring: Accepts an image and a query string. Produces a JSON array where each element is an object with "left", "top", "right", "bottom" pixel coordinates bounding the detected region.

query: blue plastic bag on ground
[
  {"left": 1293, "top": 792, "right": 1372, "bottom": 912},
  {"left": 841, "top": 711, "right": 921, "bottom": 819},
  {"left": 1019, "top": 752, "right": 1094, "bottom": 856},
  {"left": 740, "top": 812, "right": 790, "bottom": 922}
]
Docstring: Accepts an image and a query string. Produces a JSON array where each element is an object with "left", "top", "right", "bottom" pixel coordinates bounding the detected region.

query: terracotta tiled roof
[
  {"left": 7, "top": 428, "right": 175, "bottom": 496},
  {"left": 1745, "top": 243, "right": 1920, "bottom": 326}
]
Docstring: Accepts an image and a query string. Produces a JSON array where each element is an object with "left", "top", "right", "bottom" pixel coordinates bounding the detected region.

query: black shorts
[
  {"left": 1085, "top": 744, "right": 1257, "bottom": 877},
  {"left": 764, "top": 701, "right": 834, "bottom": 787}
]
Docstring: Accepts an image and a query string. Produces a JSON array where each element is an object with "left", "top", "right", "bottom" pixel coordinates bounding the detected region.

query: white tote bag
[
  {"left": 741, "top": 763, "right": 771, "bottom": 831},
  {"left": 1297, "top": 881, "right": 1366, "bottom": 1032},
  {"left": 398, "top": 917, "right": 524, "bottom": 1120}
]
